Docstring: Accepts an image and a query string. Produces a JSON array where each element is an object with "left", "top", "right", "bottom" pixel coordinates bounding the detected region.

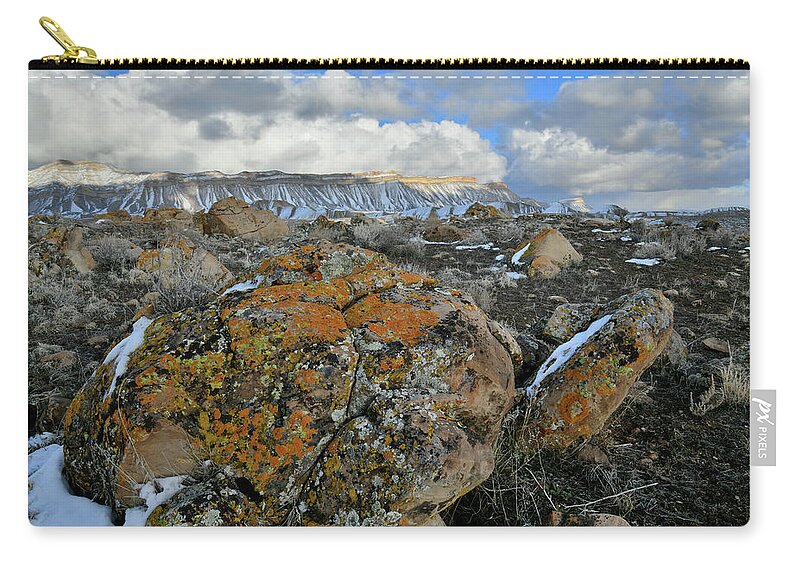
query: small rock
[
  {"left": 546, "top": 511, "right": 630, "bottom": 527},
  {"left": 41, "top": 350, "right": 77, "bottom": 369},
  {"left": 714, "top": 279, "right": 728, "bottom": 288},
  {"left": 124, "top": 299, "right": 140, "bottom": 309},
  {"left": 691, "top": 299, "right": 703, "bottom": 307},
  {"left": 576, "top": 444, "right": 610, "bottom": 465},
  {"left": 86, "top": 334, "right": 110, "bottom": 348},
  {"left": 664, "top": 289, "right": 679, "bottom": 297},
  {"left": 548, "top": 295, "right": 569, "bottom": 303},
  {"left": 586, "top": 269, "right": 600, "bottom": 277},
  {"left": 702, "top": 337, "right": 731, "bottom": 354},
  {"left": 141, "top": 291, "right": 161, "bottom": 305}
]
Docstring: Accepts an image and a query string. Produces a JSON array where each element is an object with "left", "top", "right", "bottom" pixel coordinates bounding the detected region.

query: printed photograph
[{"left": 27, "top": 68, "right": 750, "bottom": 526}]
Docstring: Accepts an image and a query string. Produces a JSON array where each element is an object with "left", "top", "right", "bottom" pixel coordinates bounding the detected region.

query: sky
[{"left": 28, "top": 68, "right": 749, "bottom": 211}]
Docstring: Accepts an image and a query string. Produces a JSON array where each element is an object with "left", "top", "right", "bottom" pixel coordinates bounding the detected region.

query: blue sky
[{"left": 29, "top": 68, "right": 749, "bottom": 210}]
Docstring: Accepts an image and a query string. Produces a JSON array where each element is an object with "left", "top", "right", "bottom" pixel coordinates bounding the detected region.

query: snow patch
[
  {"left": 103, "top": 316, "right": 153, "bottom": 400},
  {"left": 707, "top": 246, "right": 722, "bottom": 251},
  {"left": 28, "top": 444, "right": 114, "bottom": 526},
  {"left": 625, "top": 258, "right": 661, "bottom": 266},
  {"left": 591, "top": 228, "right": 620, "bottom": 234},
  {"left": 455, "top": 243, "right": 495, "bottom": 250},
  {"left": 28, "top": 442, "right": 187, "bottom": 526},
  {"left": 504, "top": 271, "right": 527, "bottom": 280},
  {"left": 495, "top": 254, "right": 506, "bottom": 261},
  {"left": 526, "top": 314, "right": 613, "bottom": 397},
  {"left": 619, "top": 236, "right": 633, "bottom": 242}
]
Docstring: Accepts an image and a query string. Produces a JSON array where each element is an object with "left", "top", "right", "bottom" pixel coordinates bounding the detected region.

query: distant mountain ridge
[{"left": 28, "top": 160, "right": 544, "bottom": 220}]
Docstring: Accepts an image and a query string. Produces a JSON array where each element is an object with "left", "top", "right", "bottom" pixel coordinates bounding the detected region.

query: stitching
[
  {"left": 28, "top": 74, "right": 750, "bottom": 80},
  {"left": 28, "top": 74, "right": 750, "bottom": 81}
]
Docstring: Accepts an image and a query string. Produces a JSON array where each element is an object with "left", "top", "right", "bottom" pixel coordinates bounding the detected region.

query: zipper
[{"left": 31, "top": 16, "right": 749, "bottom": 70}]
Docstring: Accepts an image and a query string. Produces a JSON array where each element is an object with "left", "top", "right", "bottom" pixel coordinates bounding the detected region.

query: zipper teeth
[{"left": 31, "top": 57, "right": 750, "bottom": 69}]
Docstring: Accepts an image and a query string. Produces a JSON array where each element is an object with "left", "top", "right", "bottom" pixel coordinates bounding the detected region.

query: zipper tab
[{"left": 39, "top": 16, "right": 98, "bottom": 65}]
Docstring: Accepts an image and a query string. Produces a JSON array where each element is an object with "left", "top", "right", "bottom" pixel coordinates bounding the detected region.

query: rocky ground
[{"left": 28, "top": 205, "right": 750, "bottom": 526}]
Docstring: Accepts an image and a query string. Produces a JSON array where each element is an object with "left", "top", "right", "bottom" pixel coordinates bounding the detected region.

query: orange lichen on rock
[
  {"left": 62, "top": 243, "right": 518, "bottom": 527},
  {"left": 521, "top": 289, "right": 673, "bottom": 448},
  {"left": 344, "top": 293, "right": 439, "bottom": 346}
]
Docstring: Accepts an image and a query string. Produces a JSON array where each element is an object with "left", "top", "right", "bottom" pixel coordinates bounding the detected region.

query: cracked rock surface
[{"left": 63, "top": 242, "right": 518, "bottom": 526}]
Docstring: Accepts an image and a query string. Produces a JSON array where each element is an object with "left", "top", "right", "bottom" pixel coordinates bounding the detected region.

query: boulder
[
  {"left": 656, "top": 330, "right": 689, "bottom": 370},
  {"left": 465, "top": 203, "right": 503, "bottom": 220},
  {"left": 63, "top": 243, "right": 518, "bottom": 526},
  {"left": 702, "top": 337, "right": 730, "bottom": 354},
  {"left": 519, "top": 289, "right": 673, "bottom": 448},
  {"left": 143, "top": 207, "right": 193, "bottom": 230},
  {"left": 39, "top": 226, "right": 96, "bottom": 274},
  {"left": 95, "top": 210, "right": 132, "bottom": 224},
  {"left": 543, "top": 303, "right": 603, "bottom": 343},
  {"left": 422, "top": 224, "right": 468, "bottom": 243},
  {"left": 135, "top": 236, "right": 233, "bottom": 287},
  {"left": 513, "top": 229, "right": 582, "bottom": 279},
  {"left": 33, "top": 394, "right": 73, "bottom": 433},
  {"left": 202, "top": 197, "right": 289, "bottom": 241}
]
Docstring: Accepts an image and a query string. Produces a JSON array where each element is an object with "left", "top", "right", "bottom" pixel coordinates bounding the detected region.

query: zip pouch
[{"left": 28, "top": 17, "right": 750, "bottom": 527}]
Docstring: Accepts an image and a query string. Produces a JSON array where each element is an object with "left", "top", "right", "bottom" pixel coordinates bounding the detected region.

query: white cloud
[
  {"left": 507, "top": 127, "right": 748, "bottom": 204},
  {"left": 28, "top": 74, "right": 506, "bottom": 181}
]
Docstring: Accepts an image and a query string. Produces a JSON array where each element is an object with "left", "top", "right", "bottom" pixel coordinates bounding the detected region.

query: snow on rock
[
  {"left": 591, "top": 228, "right": 620, "bottom": 234},
  {"left": 526, "top": 314, "right": 613, "bottom": 397},
  {"left": 122, "top": 476, "right": 187, "bottom": 526},
  {"left": 103, "top": 316, "right": 154, "bottom": 400},
  {"left": 619, "top": 236, "right": 633, "bottom": 242},
  {"left": 28, "top": 432, "right": 58, "bottom": 452},
  {"left": 219, "top": 274, "right": 264, "bottom": 297},
  {"left": 495, "top": 254, "right": 506, "bottom": 261},
  {"left": 625, "top": 258, "right": 661, "bottom": 266},
  {"left": 707, "top": 246, "right": 723, "bottom": 251},
  {"left": 511, "top": 243, "right": 530, "bottom": 265}
]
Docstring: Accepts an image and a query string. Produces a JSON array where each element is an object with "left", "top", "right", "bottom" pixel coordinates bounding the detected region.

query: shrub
[
  {"left": 462, "top": 229, "right": 490, "bottom": 246},
  {"left": 145, "top": 250, "right": 224, "bottom": 313},
  {"left": 493, "top": 223, "right": 525, "bottom": 245},
  {"left": 689, "top": 357, "right": 749, "bottom": 416},
  {"left": 463, "top": 277, "right": 497, "bottom": 314},
  {"left": 352, "top": 223, "right": 408, "bottom": 251}
]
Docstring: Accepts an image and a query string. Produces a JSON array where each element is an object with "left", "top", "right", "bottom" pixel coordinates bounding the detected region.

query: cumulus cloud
[
  {"left": 506, "top": 126, "right": 748, "bottom": 205},
  {"left": 28, "top": 72, "right": 506, "bottom": 181},
  {"left": 28, "top": 69, "right": 749, "bottom": 209}
]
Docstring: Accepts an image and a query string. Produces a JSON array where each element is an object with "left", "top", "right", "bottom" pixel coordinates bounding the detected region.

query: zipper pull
[{"left": 39, "top": 16, "right": 98, "bottom": 64}]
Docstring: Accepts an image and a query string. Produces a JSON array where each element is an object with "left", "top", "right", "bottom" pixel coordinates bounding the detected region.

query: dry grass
[{"left": 689, "top": 356, "right": 749, "bottom": 416}]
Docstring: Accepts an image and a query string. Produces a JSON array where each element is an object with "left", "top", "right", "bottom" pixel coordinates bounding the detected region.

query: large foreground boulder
[
  {"left": 519, "top": 289, "right": 673, "bottom": 448},
  {"left": 202, "top": 197, "right": 289, "bottom": 241},
  {"left": 513, "top": 229, "right": 582, "bottom": 278},
  {"left": 63, "top": 243, "right": 518, "bottom": 526}
]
